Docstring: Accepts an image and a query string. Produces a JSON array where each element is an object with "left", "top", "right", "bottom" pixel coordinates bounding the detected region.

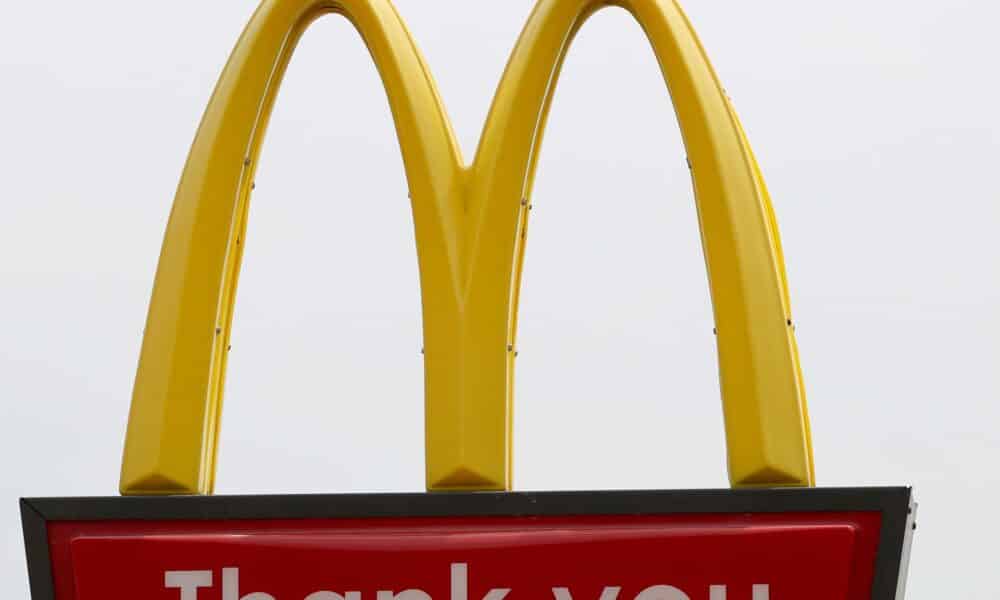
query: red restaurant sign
[{"left": 21, "top": 489, "right": 914, "bottom": 600}]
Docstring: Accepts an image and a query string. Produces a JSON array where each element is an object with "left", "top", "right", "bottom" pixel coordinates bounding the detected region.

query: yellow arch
[
  {"left": 121, "top": 0, "right": 814, "bottom": 495},
  {"left": 120, "top": 0, "right": 467, "bottom": 494},
  {"left": 467, "top": 0, "right": 815, "bottom": 488}
]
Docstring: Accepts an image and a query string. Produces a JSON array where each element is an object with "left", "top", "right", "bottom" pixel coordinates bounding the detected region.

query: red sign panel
[{"left": 21, "top": 489, "right": 914, "bottom": 600}]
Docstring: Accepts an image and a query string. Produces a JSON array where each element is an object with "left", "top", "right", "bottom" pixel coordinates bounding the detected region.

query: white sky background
[{"left": 1, "top": 0, "right": 998, "bottom": 597}]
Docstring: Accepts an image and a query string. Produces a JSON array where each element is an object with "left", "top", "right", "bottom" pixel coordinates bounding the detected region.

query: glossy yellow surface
[{"left": 121, "top": 0, "right": 814, "bottom": 495}]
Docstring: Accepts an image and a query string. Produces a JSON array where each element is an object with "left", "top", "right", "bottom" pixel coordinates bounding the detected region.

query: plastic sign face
[
  {"left": 120, "top": 0, "right": 815, "bottom": 495},
  {"left": 21, "top": 490, "right": 914, "bottom": 600}
]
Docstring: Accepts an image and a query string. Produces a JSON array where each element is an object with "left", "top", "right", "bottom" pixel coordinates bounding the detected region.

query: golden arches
[{"left": 121, "top": 0, "right": 814, "bottom": 495}]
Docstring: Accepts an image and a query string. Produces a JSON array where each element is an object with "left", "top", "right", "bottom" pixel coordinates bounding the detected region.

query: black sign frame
[{"left": 21, "top": 486, "right": 914, "bottom": 600}]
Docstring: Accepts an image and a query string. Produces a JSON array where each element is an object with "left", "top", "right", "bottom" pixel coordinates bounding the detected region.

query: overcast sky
[{"left": 2, "top": 0, "right": 998, "bottom": 598}]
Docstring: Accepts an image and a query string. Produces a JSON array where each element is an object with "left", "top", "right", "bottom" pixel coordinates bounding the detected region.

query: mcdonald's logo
[
  {"left": 19, "top": 3, "right": 920, "bottom": 599},
  {"left": 120, "top": 0, "right": 815, "bottom": 495}
]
